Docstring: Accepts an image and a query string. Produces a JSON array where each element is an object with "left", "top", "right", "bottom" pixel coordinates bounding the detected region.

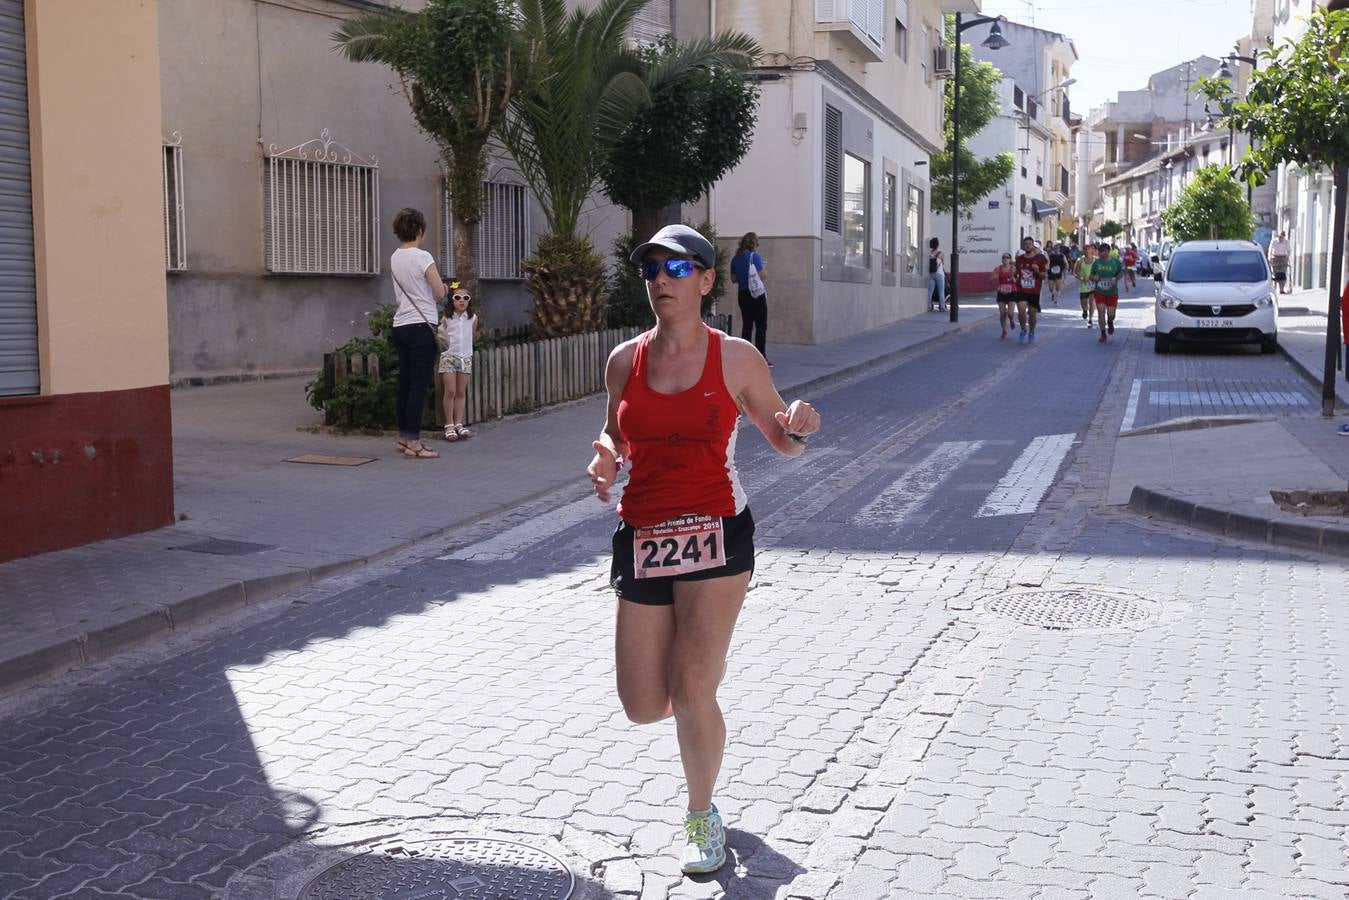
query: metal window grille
[
  {"left": 263, "top": 129, "right": 379, "bottom": 275},
  {"left": 162, "top": 134, "right": 186, "bottom": 271},
  {"left": 823, "top": 104, "right": 843, "bottom": 234},
  {"left": 441, "top": 180, "right": 531, "bottom": 280}
]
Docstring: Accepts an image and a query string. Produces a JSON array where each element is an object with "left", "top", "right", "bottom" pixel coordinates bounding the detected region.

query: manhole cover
[
  {"left": 298, "top": 837, "right": 575, "bottom": 900},
  {"left": 172, "top": 538, "right": 276, "bottom": 556},
  {"left": 986, "top": 590, "right": 1152, "bottom": 630}
]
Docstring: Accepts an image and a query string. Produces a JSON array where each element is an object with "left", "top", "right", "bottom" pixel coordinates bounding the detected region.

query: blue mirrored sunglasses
[{"left": 640, "top": 258, "right": 701, "bottom": 281}]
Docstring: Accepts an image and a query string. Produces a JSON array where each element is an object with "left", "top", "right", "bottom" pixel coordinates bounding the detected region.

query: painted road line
[
  {"left": 856, "top": 441, "right": 985, "bottom": 526},
  {"left": 975, "top": 433, "right": 1077, "bottom": 518},
  {"left": 1121, "top": 379, "right": 1142, "bottom": 433},
  {"left": 443, "top": 449, "right": 839, "bottom": 561}
]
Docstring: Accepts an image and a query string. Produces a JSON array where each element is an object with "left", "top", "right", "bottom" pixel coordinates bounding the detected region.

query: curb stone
[
  {"left": 1, "top": 307, "right": 997, "bottom": 697},
  {"left": 1126, "top": 486, "right": 1349, "bottom": 559}
]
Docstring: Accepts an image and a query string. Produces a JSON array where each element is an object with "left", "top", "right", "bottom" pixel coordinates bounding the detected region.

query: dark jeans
[
  {"left": 392, "top": 323, "right": 438, "bottom": 439},
  {"left": 738, "top": 289, "right": 768, "bottom": 358}
]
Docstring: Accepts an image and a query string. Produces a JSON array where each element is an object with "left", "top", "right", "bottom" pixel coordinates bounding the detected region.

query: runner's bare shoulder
[{"left": 605, "top": 336, "right": 642, "bottom": 393}]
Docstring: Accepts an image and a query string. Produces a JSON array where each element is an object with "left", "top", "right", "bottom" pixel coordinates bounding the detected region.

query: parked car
[{"left": 1153, "top": 240, "right": 1278, "bottom": 354}]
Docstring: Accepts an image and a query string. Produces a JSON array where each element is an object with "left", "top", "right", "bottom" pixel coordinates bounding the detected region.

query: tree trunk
[
  {"left": 631, "top": 206, "right": 662, "bottom": 244},
  {"left": 1322, "top": 165, "right": 1347, "bottom": 417},
  {"left": 451, "top": 215, "right": 479, "bottom": 299}
]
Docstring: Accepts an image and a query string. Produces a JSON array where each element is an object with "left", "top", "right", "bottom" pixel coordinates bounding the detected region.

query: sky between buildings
[{"left": 979, "top": 0, "right": 1256, "bottom": 115}]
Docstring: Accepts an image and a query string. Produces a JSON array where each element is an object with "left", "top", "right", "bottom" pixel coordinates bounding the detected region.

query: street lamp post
[
  {"left": 1216, "top": 54, "right": 1259, "bottom": 207},
  {"left": 949, "top": 14, "right": 1008, "bottom": 323}
]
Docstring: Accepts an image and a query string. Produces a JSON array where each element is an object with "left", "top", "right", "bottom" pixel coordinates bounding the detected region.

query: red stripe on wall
[{"left": 0, "top": 385, "right": 174, "bottom": 563}]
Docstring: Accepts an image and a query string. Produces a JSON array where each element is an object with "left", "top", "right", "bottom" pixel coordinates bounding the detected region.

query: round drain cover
[
  {"left": 298, "top": 837, "right": 575, "bottom": 900},
  {"left": 986, "top": 590, "right": 1152, "bottom": 630}
]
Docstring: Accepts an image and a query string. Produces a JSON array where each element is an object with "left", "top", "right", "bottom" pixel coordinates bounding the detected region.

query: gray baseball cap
[{"left": 629, "top": 224, "right": 716, "bottom": 269}]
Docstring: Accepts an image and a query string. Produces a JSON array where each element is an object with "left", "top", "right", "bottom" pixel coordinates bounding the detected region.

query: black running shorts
[
  {"left": 1017, "top": 291, "right": 1042, "bottom": 310},
  {"left": 610, "top": 508, "right": 756, "bottom": 606}
]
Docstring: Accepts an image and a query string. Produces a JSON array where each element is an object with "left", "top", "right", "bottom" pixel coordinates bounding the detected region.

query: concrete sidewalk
[
  {"left": 1112, "top": 286, "right": 1349, "bottom": 556},
  {"left": 0, "top": 303, "right": 997, "bottom": 694}
]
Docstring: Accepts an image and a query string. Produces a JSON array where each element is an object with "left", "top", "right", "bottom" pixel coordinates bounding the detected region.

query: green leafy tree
[
  {"left": 1097, "top": 220, "right": 1124, "bottom": 240},
  {"left": 1160, "top": 165, "right": 1254, "bottom": 241},
  {"left": 333, "top": 0, "right": 518, "bottom": 297},
  {"left": 1197, "top": 4, "right": 1349, "bottom": 415},
  {"left": 600, "top": 35, "right": 760, "bottom": 242},
  {"left": 930, "top": 25, "right": 1016, "bottom": 215},
  {"left": 501, "top": 0, "right": 759, "bottom": 337}
]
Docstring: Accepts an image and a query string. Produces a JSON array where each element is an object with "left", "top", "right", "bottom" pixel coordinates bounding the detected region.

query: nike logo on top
[{"left": 704, "top": 391, "right": 716, "bottom": 398}]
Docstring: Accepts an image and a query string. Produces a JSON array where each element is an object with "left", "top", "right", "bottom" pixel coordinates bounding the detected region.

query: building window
[
  {"left": 441, "top": 179, "right": 531, "bottom": 280},
  {"left": 1013, "top": 85, "right": 1024, "bottom": 110},
  {"left": 882, "top": 172, "right": 897, "bottom": 272},
  {"left": 823, "top": 104, "right": 843, "bottom": 234},
  {"left": 895, "top": 20, "right": 908, "bottom": 61},
  {"left": 163, "top": 136, "right": 186, "bottom": 272},
  {"left": 630, "top": 0, "right": 672, "bottom": 46},
  {"left": 263, "top": 129, "right": 379, "bottom": 275},
  {"left": 904, "top": 183, "right": 922, "bottom": 275},
  {"left": 842, "top": 153, "right": 869, "bottom": 268}
]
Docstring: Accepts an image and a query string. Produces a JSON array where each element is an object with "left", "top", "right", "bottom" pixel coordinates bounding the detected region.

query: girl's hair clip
[{"left": 449, "top": 281, "right": 461, "bottom": 290}]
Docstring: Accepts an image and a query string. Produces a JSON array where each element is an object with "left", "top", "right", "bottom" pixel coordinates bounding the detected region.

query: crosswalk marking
[
  {"left": 1149, "top": 390, "right": 1307, "bottom": 406},
  {"left": 975, "top": 433, "right": 1077, "bottom": 518},
  {"left": 856, "top": 441, "right": 985, "bottom": 525}
]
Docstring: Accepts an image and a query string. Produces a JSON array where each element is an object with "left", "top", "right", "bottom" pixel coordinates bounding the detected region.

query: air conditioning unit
[{"left": 933, "top": 45, "right": 953, "bottom": 78}]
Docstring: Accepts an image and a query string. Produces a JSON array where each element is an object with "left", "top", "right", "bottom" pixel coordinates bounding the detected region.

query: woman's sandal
[
  {"left": 396, "top": 438, "right": 410, "bottom": 454},
  {"left": 454, "top": 424, "right": 473, "bottom": 440},
  {"left": 443, "top": 425, "right": 459, "bottom": 443},
  {"left": 404, "top": 443, "right": 440, "bottom": 459}
]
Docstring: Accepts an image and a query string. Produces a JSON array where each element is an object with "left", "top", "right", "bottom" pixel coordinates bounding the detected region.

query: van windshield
[{"left": 1166, "top": 250, "right": 1267, "bottom": 283}]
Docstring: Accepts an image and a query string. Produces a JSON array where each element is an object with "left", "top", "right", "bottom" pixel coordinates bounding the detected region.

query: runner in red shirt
[
  {"left": 588, "top": 224, "right": 821, "bottom": 874},
  {"left": 1122, "top": 244, "right": 1139, "bottom": 292},
  {"left": 1013, "top": 236, "right": 1049, "bottom": 343}
]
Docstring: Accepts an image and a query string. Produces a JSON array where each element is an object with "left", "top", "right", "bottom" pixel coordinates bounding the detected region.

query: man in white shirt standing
[{"left": 1268, "top": 231, "right": 1292, "bottom": 294}]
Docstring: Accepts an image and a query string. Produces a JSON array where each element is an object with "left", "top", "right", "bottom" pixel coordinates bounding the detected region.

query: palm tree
[
  {"left": 500, "top": 0, "right": 759, "bottom": 338},
  {"left": 333, "top": 0, "right": 518, "bottom": 297}
]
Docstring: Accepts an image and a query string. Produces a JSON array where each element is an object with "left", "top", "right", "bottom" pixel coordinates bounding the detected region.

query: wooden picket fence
[{"left": 321, "top": 314, "right": 732, "bottom": 429}]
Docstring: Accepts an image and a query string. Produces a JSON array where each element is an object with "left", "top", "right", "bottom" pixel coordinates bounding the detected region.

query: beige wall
[{"left": 28, "top": 0, "right": 169, "bottom": 395}]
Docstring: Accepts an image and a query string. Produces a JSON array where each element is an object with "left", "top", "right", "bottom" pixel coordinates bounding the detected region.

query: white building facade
[{"left": 709, "top": 0, "right": 960, "bottom": 344}]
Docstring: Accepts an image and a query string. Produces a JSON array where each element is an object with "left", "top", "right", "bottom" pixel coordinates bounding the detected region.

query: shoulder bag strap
[{"left": 392, "top": 264, "right": 439, "bottom": 335}]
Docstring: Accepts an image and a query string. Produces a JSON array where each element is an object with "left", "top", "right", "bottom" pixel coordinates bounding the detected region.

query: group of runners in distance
[{"left": 995, "top": 237, "right": 1148, "bottom": 344}]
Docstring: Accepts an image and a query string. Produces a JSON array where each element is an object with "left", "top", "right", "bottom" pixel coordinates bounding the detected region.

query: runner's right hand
[{"left": 588, "top": 441, "right": 619, "bottom": 503}]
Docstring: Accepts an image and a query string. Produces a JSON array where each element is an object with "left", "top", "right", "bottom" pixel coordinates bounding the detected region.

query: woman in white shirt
[{"left": 389, "top": 208, "right": 449, "bottom": 459}]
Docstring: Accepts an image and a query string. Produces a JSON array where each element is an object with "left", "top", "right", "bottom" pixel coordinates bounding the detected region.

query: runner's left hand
[{"left": 775, "top": 400, "right": 820, "bottom": 438}]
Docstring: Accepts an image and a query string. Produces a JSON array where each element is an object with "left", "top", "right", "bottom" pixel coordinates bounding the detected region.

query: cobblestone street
[{"left": 2, "top": 297, "right": 1346, "bottom": 899}]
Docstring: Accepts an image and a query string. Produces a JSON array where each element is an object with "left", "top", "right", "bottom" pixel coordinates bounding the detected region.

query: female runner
[{"left": 587, "top": 224, "right": 821, "bottom": 874}]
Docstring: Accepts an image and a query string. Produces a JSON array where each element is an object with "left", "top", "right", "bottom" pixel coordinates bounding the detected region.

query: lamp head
[
  {"left": 1059, "top": 78, "right": 1076, "bottom": 89},
  {"left": 1215, "top": 58, "right": 1233, "bottom": 79},
  {"left": 981, "top": 22, "right": 1010, "bottom": 50}
]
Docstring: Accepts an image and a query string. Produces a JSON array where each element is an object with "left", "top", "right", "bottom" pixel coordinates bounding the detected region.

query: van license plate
[{"left": 1196, "top": 319, "right": 1234, "bottom": 328}]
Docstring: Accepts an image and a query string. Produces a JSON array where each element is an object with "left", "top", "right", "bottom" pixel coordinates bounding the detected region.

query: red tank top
[
  {"left": 616, "top": 326, "right": 745, "bottom": 527},
  {"left": 997, "top": 267, "right": 1017, "bottom": 293}
]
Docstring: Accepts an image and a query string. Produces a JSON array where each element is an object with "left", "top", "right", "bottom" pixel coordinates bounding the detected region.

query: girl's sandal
[
  {"left": 443, "top": 425, "right": 459, "bottom": 443},
  {"left": 404, "top": 444, "right": 440, "bottom": 459},
  {"left": 454, "top": 424, "right": 473, "bottom": 440},
  {"left": 395, "top": 438, "right": 410, "bottom": 454}
]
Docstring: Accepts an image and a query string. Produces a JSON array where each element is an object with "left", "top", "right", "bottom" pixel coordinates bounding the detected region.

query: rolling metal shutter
[{"left": 0, "top": 1, "right": 35, "bottom": 397}]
